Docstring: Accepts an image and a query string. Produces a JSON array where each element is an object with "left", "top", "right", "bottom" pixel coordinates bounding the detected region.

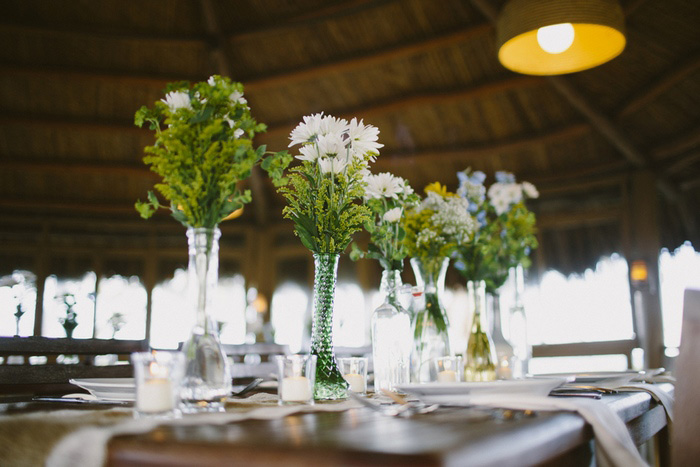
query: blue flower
[{"left": 495, "top": 171, "right": 516, "bottom": 184}]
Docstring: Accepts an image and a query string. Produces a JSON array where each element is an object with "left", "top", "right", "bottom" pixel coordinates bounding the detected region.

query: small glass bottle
[
  {"left": 509, "top": 265, "right": 530, "bottom": 377},
  {"left": 410, "top": 289, "right": 452, "bottom": 383},
  {"left": 490, "top": 293, "right": 518, "bottom": 379},
  {"left": 464, "top": 280, "right": 497, "bottom": 382},
  {"left": 371, "top": 270, "right": 412, "bottom": 392}
]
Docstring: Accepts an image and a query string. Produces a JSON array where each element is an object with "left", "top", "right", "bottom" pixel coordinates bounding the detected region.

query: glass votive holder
[
  {"left": 434, "top": 356, "right": 464, "bottom": 383},
  {"left": 275, "top": 354, "right": 316, "bottom": 405},
  {"left": 337, "top": 357, "right": 368, "bottom": 394},
  {"left": 131, "top": 351, "right": 185, "bottom": 419}
]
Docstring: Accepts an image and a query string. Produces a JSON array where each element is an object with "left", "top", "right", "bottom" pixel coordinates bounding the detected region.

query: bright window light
[
  {"left": 42, "top": 272, "right": 97, "bottom": 338},
  {"left": 659, "top": 242, "right": 700, "bottom": 348},
  {"left": 95, "top": 275, "right": 147, "bottom": 340},
  {"left": 0, "top": 271, "right": 37, "bottom": 337},
  {"left": 333, "top": 282, "right": 367, "bottom": 347},
  {"left": 271, "top": 282, "right": 309, "bottom": 353}
]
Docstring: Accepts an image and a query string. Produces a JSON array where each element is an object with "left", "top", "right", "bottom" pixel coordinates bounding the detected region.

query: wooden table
[
  {"left": 109, "top": 389, "right": 670, "bottom": 466},
  {"left": 0, "top": 386, "right": 671, "bottom": 466}
]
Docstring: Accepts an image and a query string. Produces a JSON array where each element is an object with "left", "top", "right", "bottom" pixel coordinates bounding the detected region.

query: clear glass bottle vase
[
  {"left": 509, "top": 264, "right": 531, "bottom": 376},
  {"left": 409, "top": 257, "right": 452, "bottom": 383},
  {"left": 464, "top": 280, "right": 497, "bottom": 382},
  {"left": 489, "top": 293, "right": 519, "bottom": 379},
  {"left": 310, "top": 253, "right": 347, "bottom": 400},
  {"left": 180, "top": 227, "right": 232, "bottom": 413},
  {"left": 371, "top": 269, "right": 412, "bottom": 392}
]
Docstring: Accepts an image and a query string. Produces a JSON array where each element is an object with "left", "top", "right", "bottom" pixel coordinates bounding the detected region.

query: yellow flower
[{"left": 424, "top": 182, "right": 457, "bottom": 198}]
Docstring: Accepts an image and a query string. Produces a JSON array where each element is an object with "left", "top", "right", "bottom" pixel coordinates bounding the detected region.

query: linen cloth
[
  {"left": 0, "top": 393, "right": 360, "bottom": 467},
  {"left": 417, "top": 391, "right": 668, "bottom": 467}
]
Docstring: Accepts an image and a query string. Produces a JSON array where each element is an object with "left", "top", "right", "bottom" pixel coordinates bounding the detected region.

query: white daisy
[
  {"left": 316, "top": 132, "right": 347, "bottom": 159},
  {"left": 229, "top": 90, "right": 247, "bottom": 105},
  {"left": 161, "top": 91, "right": 192, "bottom": 112},
  {"left": 346, "top": 118, "right": 383, "bottom": 160},
  {"left": 521, "top": 181, "right": 539, "bottom": 199},
  {"left": 318, "top": 156, "right": 348, "bottom": 175},
  {"left": 319, "top": 114, "right": 348, "bottom": 137},
  {"left": 296, "top": 144, "right": 321, "bottom": 162},
  {"left": 383, "top": 207, "right": 403, "bottom": 223},
  {"left": 365, "top": 172, "right": 402, "bottom": 199},
  {"left": 289, "top": 113, "right": 325, "bottom": 147}
]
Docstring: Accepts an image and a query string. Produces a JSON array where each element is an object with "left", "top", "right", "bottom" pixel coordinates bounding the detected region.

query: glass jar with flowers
[
  {"left": 350, "top": 172, "right": 419, "bottom": 391},
  {"left": 454, "top": 169, "right": 538, "bottom": 381},
  {"left": 402, "top": 183, "right": 476, "bottom": 382},
  {"left": 134, "top": 75, "right": 290, "bottom": 412},
  {"left": 277, "top": 113, "right": 381, "bottom": 400}
]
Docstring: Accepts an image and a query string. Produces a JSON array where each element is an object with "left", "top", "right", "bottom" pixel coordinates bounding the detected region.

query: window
[
  {"left": 42, "top": 272, "right": 97, "bottom": 338},
  {"left": 0, "top": 270, "right": 37, "bottom": 337},
  {"left": 94, "top": 275, "right": 147, "bottom": 340},
  {"left": 271, "top": 282, "right": 309, "bottom": 353},
  {"left": 660, "top": 242, "right": 700, "bottom": 349}
]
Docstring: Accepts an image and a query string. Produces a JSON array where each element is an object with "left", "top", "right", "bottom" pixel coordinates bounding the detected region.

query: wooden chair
[
  {"left": 0, "top": 336, "right": 147, "bottom": 398},
  {"left": 672, "top": 288, "right": 700, "bottom": 466},
  {"left": 222, "top": 343, "right": 289, "bottom": 380}
]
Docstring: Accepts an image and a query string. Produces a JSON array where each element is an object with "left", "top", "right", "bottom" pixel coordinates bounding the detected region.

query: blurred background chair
[
  {"left": 0, "top": 336, "right": 147, "bottom": 398},
  {"left": 671, "top": 288, "right": 700, "bottom": 466},
  {"left": 222, "top": 343, "right": 289, "bottom": 380}
]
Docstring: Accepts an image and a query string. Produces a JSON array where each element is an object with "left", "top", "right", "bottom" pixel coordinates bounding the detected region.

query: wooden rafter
[
  {"left": 0, "top": 160, "right": 155, "bottom": 178},
  {"left": 617, "top": 54, "right": 700, "bottom": 118},
  {"left": 243, "top": 22, "right": 491, "bottom": 91},
  {"left": 653, "top": 124, "right": 700, "bottom": 159}
]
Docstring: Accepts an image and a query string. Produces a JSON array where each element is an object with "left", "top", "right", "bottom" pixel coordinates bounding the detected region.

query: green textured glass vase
[{"left": 310, "top": 253, "right": 348, "bottom": 400}]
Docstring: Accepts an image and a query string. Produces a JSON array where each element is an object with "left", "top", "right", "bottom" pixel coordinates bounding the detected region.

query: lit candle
[
  {"left": 437, "top": 370, "right": 457, "bottom": 383},
  {"left": 281, "top": 376, "right": 312, "bottom": 402},
  {"left": 137, "top": 378, "right": 173, "bottom": 412},
  {"left": 343, "top": 373, "right": 366, "bottom": 393}
]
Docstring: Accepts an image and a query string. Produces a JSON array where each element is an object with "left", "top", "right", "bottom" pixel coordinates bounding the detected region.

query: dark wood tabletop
[
  {"left": 106, "top": 388, "right": 670, "bottom": 467},
  {"left": 0, "top": 386, "right": 671, "bottom": 467}
]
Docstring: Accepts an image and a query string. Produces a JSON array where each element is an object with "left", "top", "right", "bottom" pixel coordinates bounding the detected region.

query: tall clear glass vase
[
  {"left": 410, "top": 257, "right": 452, "bottom": 383},
  {"left": 464, "top": 280, "right": 497, "bottom": 382},
  {"left": 310, "top": 253, "right": 347, "bottom": 400},
  {"left": 180, "top": 227, "right": 232, "bottom": 413},
  {"left": 371, "top": 269, "right": 412, "bottom": 392}
]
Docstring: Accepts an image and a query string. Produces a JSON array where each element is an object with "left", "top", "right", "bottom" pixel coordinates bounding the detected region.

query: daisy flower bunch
[
  {"left": 134, "top": 75, "right": 290, "bottom": 228},
  {"left": 401, "top": 182, "right": 476, "bottom": 262},
  {"left": 278, "top": 113, "right": 383, "bottom": 253},
  {"left": 350, "top": 172, "right": 419, "bottom": 271},
  {"left": 453, "top": 169, "right": 539, "bottom": 293}
]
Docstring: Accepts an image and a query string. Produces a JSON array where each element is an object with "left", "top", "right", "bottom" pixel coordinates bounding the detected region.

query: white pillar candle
[
  {"left": 343, "top": 373, "right": 366, "bottom": 393},
  {"left": 437, "top": 370, "right": 458, "bottom": 383},
  {"left": 281, "top": 376, "right": 312, "bottom": 402},
  {"left": 137, "top": 378, "right": 173, "bottom": 412}
]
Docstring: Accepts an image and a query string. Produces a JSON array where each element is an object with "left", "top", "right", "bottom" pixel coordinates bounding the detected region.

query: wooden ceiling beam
[
  {"left": 373, "top": 123, "right": 590, "bottom": 167},
  {"left": 617, "top": 54, "right": 700, "bottom": 118},
  {"left": 0, "top": 22, "right": 206, "bottom": 44},
  {"left": 261, "top": 74, "right": 543, "bottom": 141},
  {"left": 243, "top": 22, "right": 491, "bottom": 91},
  {"left": 537, "top": 206, "right": 623, "bottom": 230},
  {"left": 0, "top": 65, "right": 195, "bottom": 88},
  {"left": 652, "top": 124, "right": 700, "bottom": 159},
  {"left": 0, "top": 114, "right": 142, "bottom": 134},
  {"left": 662, "top": 151, "right": 700, "bottom": 175},
  {"left": 0, "top": 160, "right": 155, "bottom": 178}
]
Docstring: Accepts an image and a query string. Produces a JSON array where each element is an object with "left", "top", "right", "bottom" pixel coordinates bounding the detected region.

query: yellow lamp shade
[{"left": 497, "top": 0, "right": 626, "bottom": 75}]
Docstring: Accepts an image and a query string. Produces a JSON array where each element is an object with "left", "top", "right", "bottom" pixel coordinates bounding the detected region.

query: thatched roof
[{"left": 1, "top": 0, "right": 699, "bottom": 280}]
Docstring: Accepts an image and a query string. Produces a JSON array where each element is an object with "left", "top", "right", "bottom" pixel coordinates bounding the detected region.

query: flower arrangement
[
  {"left": 134, "top": 75, "right": 290, "bottom": 228},
  {"left": 453, "top": 169, "right": 539, "bottom": 293},
  {"left": 350, "top": 172, "right": 419, "bottom": 271},
  {"left": 401, "top": 182, "right": 476, "bottom": 261},
  {"left": 277, "top": 112, "right": 382, "bottom": 253}
]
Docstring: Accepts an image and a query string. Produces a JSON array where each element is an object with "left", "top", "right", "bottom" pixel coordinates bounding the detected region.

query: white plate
[
  {"left": 396, "top": 378, "right": 568, "bottom": 400},
  {"left": 535, "top": 371, "right": 642, "bottom": 384},
  {"left": 69, "top": 378, "right": 136, "bottom": 401}
]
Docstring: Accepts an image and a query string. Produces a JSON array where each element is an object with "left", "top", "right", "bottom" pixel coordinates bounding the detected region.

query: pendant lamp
[{"left": 496, "top": 0, "right": 626, "bottom": 75}]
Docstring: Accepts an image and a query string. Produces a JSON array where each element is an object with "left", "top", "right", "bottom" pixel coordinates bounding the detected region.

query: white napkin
[
  {"left": 46, "top": 393, "right": 362, "bottom": 467},
  {"left": 425, "top": 393, "right": 647, "bottom": 467},
  {"left": 617, "top": 383, "right": 674, "bottom": 423}
]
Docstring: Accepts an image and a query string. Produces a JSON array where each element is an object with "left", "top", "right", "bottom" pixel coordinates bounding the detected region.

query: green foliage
[
  {"left": 134, "top": 75, "right": 289, "bottom": 228},
  {"left": 278, "top": 155, "right": 372, "bottom": 254},
  {"left": 453, "top": 169, "right": 538, "bottom": 293}
]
